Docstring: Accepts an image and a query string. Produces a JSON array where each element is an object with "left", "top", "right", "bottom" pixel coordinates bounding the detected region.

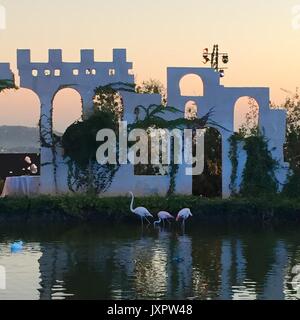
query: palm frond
[
  {"left": 95, "top": 82, "right": 136, "bottom": 94},
  {"left": 0, "top": 79, "right": 16, "bottom": 92}
]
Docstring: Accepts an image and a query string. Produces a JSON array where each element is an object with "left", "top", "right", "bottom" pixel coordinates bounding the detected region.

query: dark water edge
[
  {"left": 0, "top": 195, "right": 300, "bottom": 227},
  {"left": 0, "top": 221, "right": 299, "bottom": 241},
  {"left": 1, "top": 198, "right": 300, "bottom": 227},
  {"left": 0, "top": 222, "right": 300, "bottom": 300}
]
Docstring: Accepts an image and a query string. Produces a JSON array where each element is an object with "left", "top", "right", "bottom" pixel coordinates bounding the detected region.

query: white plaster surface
[{"left": 0, "top": 49, "right": 289, "bottom": 198}]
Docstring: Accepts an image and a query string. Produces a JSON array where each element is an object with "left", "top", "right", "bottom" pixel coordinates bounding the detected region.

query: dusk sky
[{"left": 1, "top": 0, "right": 300, "bottom": 131}]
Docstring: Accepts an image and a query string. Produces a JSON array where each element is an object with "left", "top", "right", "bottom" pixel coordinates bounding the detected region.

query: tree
[
  {"left": 136, "top": 79, "right": 167, "bottom": 105},
  {"left": 280, "top": 90, "right": 300, "bottom": 196},
  {"left": 241, "top": 91, "right": 300, "bottom": 197},
  {"left": 238, "top": 98, "right": 259, "bottom": 136}
]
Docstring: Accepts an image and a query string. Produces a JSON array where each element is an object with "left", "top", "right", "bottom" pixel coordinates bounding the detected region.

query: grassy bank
[{"left": 0, "top": 194, "right": 300, "bottom": 225}]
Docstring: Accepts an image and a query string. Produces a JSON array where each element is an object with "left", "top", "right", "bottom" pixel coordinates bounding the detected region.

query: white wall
[{"left": 0, "top": 49, "right": 289, "bottom": 198}]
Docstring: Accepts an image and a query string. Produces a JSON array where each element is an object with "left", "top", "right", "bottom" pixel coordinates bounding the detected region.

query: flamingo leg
[
  {"left": 162, "top": 219, "right": 165, "bottom": 228},
  {"left": 145, "top": 217, "right": 151, "bottom": 224},
  {"left": 141, "top": 216, "right": 144, "bottom": 227},
  {"left": 167, "top": 219, "right": 171, "bottom": 226}
]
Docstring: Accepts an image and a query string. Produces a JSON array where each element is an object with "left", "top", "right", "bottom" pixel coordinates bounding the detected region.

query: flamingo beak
[{"left": 176, "top": 216, "right": 180, "bottom": 222}]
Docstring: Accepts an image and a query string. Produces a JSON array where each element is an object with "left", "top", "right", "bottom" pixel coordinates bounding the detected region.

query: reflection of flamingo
[
  {"left": 154, "top": 211, "right": 174, "bottom": 227},
  {"left": 176, "top": 208, "right": 193, "bottom": 229},
  {"left": 129, "top": 192, "right": 153, "bottom": 226},
  {"left": 174, "top": 234, "right": 193, "bottom": 296}
]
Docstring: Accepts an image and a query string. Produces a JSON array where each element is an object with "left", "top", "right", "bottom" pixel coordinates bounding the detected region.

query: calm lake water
[{"left": 0, "top": 223, "right": 299, "bottom": 300}]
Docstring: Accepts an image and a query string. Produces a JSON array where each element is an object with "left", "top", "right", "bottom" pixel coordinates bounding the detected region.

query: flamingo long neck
[
  {"left": 154, "top": 218, "right": 162, "bottom": 226},
  {"left": 130, "top": 193, "right": 135, "bottom": 213}
]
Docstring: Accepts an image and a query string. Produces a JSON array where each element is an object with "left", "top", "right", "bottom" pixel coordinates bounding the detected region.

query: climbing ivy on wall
[
  {"left": 241, "top": 133, "right": 279, "bottom": 196},
  {"left": 62, "top": 83, "right": 135, "bottom": 194},
  {"left": 229, "top": 131, "right": 279, "bottom": 197},
  {"left": 281, "top": 91, "right": 300, "bottom": 197},
  {"left": 62, "top": 109, "right": 120, "bottom": 194},
  {"left": 228, "top": 132, "right": 243, "bottom": 194},
  {"left": 129, "top": 105, "right": 224, "bottom": 196},
  {"left": 167, "top": 162, "right": 179, "bottom": 196},
  {"left": 61, "top": 81, "right": 222, "bottom": 195}
]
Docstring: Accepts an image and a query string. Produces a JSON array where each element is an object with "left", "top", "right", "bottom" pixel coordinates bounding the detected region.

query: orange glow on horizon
[{"left": 0, "top": 0, "right": 299, "bottom": 128}]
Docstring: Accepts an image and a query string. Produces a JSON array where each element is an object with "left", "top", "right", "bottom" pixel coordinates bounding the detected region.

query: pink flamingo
[
  {"left": 176, "top": 208, "right": 193, "bottom": 229},
  {"left": 154, "top": 211, "right": 174, "bottom": 227}
]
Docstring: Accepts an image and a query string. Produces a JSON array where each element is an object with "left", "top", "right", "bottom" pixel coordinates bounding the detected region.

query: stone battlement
[{"left": 17, "top": 48, "right": 134, "bottom": 83}]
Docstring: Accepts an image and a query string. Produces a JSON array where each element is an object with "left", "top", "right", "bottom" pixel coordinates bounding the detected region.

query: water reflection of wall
[
  {"left": 219, "top": 238, "right": 292, "bottom": 300},
  {"left": 36, "top": 228, "right": 300, "bottom": 300},
  {"left": 172, "top": 234, "right": 193, "bottom": 299},
  {"left": 219, "top": 239, "right": 256, "bottom": 300},
  {"left": 113, "top": 231, "right": 172, "bottom": 299},
  {"left": 260, "top": 241, "right": 288, "bottom": 300},
  {"left": 38, "top": 244, "right": 70, "bottom": 300},
  {"left": 39, "top": 241, "right": 116, "bottom": 299},
  {"left": 36, "top": 232, "right": 244, "bottom": 300},
  {"left": 220, "top": 240, "right": 233, "bottom": 300},
  {"left": 112, "top": 230, "right": 195, "bottom": 299},
  {"left": 191, "top": 234, "right": 222, "bottom": 299}
]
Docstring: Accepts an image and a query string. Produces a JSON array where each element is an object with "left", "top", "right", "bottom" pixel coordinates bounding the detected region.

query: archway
[
  {"left": 0, "top": 88, "right": 41, "bottom": 187},
  {"left": 193, "top": 127, "right": 222, "bottom": 198},
  {"left": 0, "top": 88, "right": 40, "bottom": 153},
  {"left": 234, "top": 96, "right": 259, "bottom": 133},
  {"left": 179, "top": 74, "right": 204, "bottom": 96},
  {"left": 52, "top": 88, "right": 82, "bottom": 135},
  {"left": 0, "top": 88, "right": 40, "bottom": 128}
]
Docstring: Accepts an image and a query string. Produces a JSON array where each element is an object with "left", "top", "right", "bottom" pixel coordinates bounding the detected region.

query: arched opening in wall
[
  {"left": 0, "top": 88, "right": 41, "bottom": 187},
  {"left": 52, "top": 88, "right": 82, "bottom": 135},
  {"left": 0, "top": 88, "right": 40, "bottom": 152},
  {"left": 193, "top": 127, "right": 222, "bottom": 198},
  {"left": 179, "top": 74, "right": 204, "bottom": 96},
  {"left": 234, "top": 96, "right": 259, "bottom": 133},
  {"left": 185, "top": 101, "right": 198, "bottom": 119}
]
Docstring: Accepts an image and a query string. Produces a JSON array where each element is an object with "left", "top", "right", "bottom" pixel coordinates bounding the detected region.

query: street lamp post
[{"left": 203, "top": 45, "right": 229, "bottom": 78}]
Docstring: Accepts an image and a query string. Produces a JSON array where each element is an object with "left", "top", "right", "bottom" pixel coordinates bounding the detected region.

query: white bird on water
[
  {"left": 176, "top": 208, "right": 193, "bottom": 228},
  {"left": 154, "top": 211, "right": 174, "bottom": 227},
  {"left": 129, "top": 192, "right": 153, "bottom": 226}
]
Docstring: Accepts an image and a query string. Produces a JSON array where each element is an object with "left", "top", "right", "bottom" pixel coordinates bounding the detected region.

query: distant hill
[{"left": 0, "top": 126, "right": 40, "bottom": 153}]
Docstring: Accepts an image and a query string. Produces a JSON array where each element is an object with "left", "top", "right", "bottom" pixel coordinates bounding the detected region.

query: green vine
[
  {"left": 61, "top": 82, "right": 222, "bottom": 195},
  {"left": 229, "top": 130, "right": 280, "bottom": 197},
  {"left": 62, "top": 109, "right": 120, "bottom": 194},
  {"left": 167, "top": 163, "right": 179, "bottom": 196},
  {"left": 39, "top": 106, "right": 61, "bottom": 192},
  {"left": 241, "top": 132, "right": 279, "bottom": 196},
  {"left": 228, "top": 132, "right": 243, "bottom": 194},
  {"left": 62, "top": 83, "right": 134, "bottom": 194}
]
